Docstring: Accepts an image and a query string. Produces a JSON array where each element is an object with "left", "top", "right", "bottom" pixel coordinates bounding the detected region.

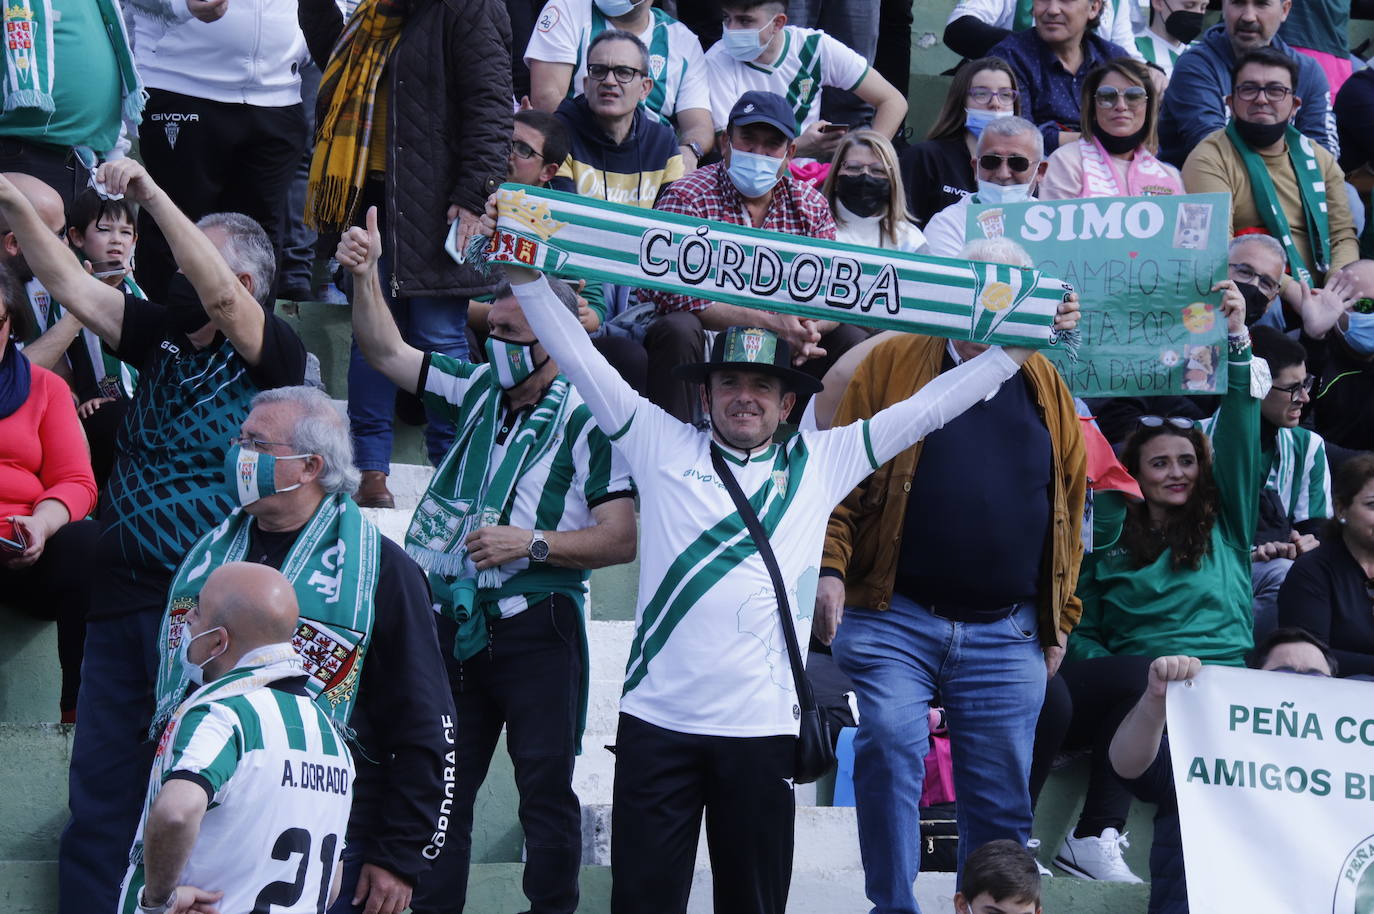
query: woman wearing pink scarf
[{"left": 1040, "top": 58, "right": 1184, "bottom": 202}]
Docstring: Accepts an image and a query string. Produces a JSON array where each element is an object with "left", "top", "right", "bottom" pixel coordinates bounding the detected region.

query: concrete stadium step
[{"left": 0, "top": 607, "right": 60, "bottom": 725}]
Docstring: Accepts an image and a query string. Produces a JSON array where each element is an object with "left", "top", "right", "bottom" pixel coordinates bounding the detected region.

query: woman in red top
[{"left": 0, "top": 266, "right": 99, "bottom": 721}]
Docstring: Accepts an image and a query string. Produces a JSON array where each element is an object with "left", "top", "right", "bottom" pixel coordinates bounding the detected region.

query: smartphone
[
  {"left": 90, "top": 260, "right": 125, "bottom": 281},
  {"left": 820, "top": 123, "right": 850, "bottom": 133},
  {"left": 0, "top": 525, "right": 27, "bottom": 553}
]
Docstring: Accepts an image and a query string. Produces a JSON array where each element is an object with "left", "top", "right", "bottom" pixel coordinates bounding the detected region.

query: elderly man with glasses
[{"left": 924, "top": 115, "right": 1049, "bottom": 258}]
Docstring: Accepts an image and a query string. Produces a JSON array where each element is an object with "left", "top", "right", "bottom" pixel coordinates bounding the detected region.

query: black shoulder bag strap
[{"left": 710, "top": 444, "right": 835, "bottom": 783}]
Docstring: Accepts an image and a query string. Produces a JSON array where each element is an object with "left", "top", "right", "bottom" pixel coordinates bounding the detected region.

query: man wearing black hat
[
  {"left": 642, "top": 89, "right": 869, "bottom": 423},
  {"left": 474, "top": 205, "right": 1081, "bottom": 912}
]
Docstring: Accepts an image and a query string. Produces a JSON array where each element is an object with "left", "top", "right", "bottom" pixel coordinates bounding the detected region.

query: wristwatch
[
  {"left": 528, "top": 530, "right": 550, "bottom": 563},
  {"left": 684, "top": 140, "right": 704, "bottom": 160},
  {"left": 138, "top": 890, "right": 173, "bottom": 914}
]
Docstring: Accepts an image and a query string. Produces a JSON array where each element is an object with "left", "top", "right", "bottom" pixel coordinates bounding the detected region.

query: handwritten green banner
[{"left": 967, "top": 193, "right": 1230, "bottom": 396}]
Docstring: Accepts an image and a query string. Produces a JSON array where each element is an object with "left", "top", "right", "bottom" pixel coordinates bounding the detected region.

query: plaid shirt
[{"left": 646, "top": 162, "right": 837, "bottom": 313}]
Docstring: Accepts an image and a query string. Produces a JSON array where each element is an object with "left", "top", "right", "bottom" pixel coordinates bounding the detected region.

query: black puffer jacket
[{"left": 299, "top": 0, "right": 512, "bottom": 299}]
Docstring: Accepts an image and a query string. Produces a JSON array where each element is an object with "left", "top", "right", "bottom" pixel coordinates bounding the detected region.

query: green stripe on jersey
[
  {"left": 218, "top": 695, "right": 265, "bottom": 752},
  {"left": 534, "top": 407, "right": 589, "bottom": 530},
  {"left": 314, "top": 704, "right": 340, "bottom": 757},
  {"left": 785, "top": 32, "right": 823, "bottom": 131},
  {"left": 272, "top": 688, "right": 308, "bottom": 752}
]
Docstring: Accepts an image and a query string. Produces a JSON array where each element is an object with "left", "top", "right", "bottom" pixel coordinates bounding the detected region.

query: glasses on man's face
[
  {"left": 586, "top": 63, "right": 644, "bottom": 85},
  {"left": 837, "top": 163, "right": 887, "bottom": 178},
  {"left": 229, "top": 435, "right": 293, "bottom": 453},
  {"left": 1094, "top": 86, "right": 1149, "bottom": 109},
  {"left": 1267, "top": 666, "right": 1330, "bottom": 677},
  {"left": 1228, "top": 261, "right": 1282, "bottom": 298},
  {"left": 1352, "top": 297, "right": 1374, "bottom": 315},
  {"left": 1137, "top": 415, "right": 1194, "bottom": 430},
  {"left": 511, "top": 139, "right": 544, "bottom": 162},
  {"left": 1235, "top": 82, "right": 1293, "bottom": 103},
  {"left": 1270, "top": 374, "right": 1316, "bottom": 402},
  {"left": 967, "top": 87, "right": 1018, "bottom": 105},
  {"left": 978, "top": 154, "right": 1032, "bottom": 173}
]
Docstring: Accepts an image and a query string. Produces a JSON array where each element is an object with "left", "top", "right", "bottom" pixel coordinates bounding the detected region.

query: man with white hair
[
  {"left": 151, "top": 385, "right": 457, "bottom": 914},
  {"left": 817, "top": 238, "right": 1087, "bottom": 911},
  {"left": 923, "top": 117, "right": 1049, "bottom": 259},
  {"left": 0, "top": 159, "right": 311, "bottom": 914}
]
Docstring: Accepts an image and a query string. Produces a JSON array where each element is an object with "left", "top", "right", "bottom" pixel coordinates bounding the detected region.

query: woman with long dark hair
[
  {"left": 1039, "top": 281, "right": 1256, "bottom": 883},
  {"left": 897, "top": 57, "right": 1019, "bottom": 226}
]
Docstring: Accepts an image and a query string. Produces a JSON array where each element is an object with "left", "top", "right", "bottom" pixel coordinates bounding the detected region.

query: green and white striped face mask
[{"left": 485, "top": 335, "right": 547, "bottom": 389}]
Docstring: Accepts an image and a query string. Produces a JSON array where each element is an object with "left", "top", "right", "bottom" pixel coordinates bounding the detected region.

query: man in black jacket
[
  {"left": 298, "top": 0, "right": 513, "bottom": 508},
  {"left": 211, "top": 385, "right": 456, "bottom": 914}
]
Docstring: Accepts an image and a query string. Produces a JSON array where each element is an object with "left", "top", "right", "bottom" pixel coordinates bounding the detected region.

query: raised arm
[
  {"left": 854, "top": 69, "right": 909, "bottom": 141},
  {"left": 0, "top": 174, "right": 125, "bottom": 348},
  {"left": 337, "top": 207, "right": 425, "bottom": 392},
  {"left": 1109, "top": 655, "right": 1200, "bottom": 779},
  {"left": 96, "top": 159, "right": 269, "bottom": 364}
]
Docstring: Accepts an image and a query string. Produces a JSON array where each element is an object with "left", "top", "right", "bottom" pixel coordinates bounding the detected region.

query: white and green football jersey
[
  {"left": 703, "top": 26, "right": 870, "bottom": 134},
  {"left": 1134, "top": 27, "right": 1190, "bottom": 77},
  {"left": 119, "top": 680, "right": 354, "bottom": 914},
  {"left": 525, "top": 0, "right": 709, "bottom": 122}
]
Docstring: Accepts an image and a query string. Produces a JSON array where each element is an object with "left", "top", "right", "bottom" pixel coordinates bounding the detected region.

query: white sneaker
[
  {"left": 1054, "top": 828, "right": 1144, "bottom": 882},
  {"left": 1026, "top": 838, "right": 1053, "bottom": 878}
]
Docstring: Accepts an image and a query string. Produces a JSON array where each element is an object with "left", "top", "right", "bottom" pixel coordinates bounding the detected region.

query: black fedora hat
[{"left": 672, "top": 325, "right": 822, "bottom": 396}]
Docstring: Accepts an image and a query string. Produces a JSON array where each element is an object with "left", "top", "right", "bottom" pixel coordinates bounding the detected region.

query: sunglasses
[
  {"left": 978, "top": 154, "right": 1033, "bottom": 173},
  {"left": 1094, "top": 86, "right": 1149, "bottom": 109},
  {"left": 586, "top": 63, "right": 644, "bottom": 85},
  {"left": 1137, "top": 415, "right": 1194, "bottom": 430}
]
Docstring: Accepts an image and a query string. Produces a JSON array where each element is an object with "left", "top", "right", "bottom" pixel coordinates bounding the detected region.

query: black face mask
[
  {"left": 164, "top": 272, "right": 211, "bottom": 334},
  {"left": 1236, "top": 280, "right": 1273, "bottom": 324},
  {"left": 1097, "top": 124, "right": 1149, "bottom": 155},
  {"left": 1163, "top": 9, "right": 1205, "bottom": 43},
  {"left": 1233, "top": 117, "right": 1288, "bottom": 149},
  {"left": 835, "top": 174, "right": 891, "bottom": 219}
]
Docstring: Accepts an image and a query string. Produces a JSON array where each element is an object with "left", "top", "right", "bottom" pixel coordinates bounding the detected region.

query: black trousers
[
  {"left": 1031, "top": 655, "right": 1153, "bottom": 837},
  {"left": 411, "top": 596, "right": 584, "bottom": 914},
  {"left": 136, "top": 88, "right": 307, "bottom": 301},
  {"left": 610, "top": 713, "right": 795, "bottom": 914},
  {"left": 0, "top": 518, "right": 99, "bottom": 712},
  {"left": 0, "top": 136, "right": 92, "bottom": 214}
]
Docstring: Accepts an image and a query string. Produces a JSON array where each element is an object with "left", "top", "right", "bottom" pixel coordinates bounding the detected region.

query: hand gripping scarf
[
  {"left": 152, "top": 494, "right": 381, "bottom": 738},
  {"left": 306, "top": 0, "right": 406, "bottom": 231},
  {"left": 1225, "top": 120, "right": 1332, "bottom": 287},
  {"left": 471, "top": 185, "right": 1075, "bottom": 353}
]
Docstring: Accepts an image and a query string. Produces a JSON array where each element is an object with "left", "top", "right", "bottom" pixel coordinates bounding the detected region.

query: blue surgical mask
[
  {"left": 976, "top": 178, "right": 1034, "bottom": 204},
  {"left": 1345, "top": 311, "right": 1374, "bottom": 355},
  {"left": 727, "top": 148, "right": 785, "bottom": 198},
  {"left": 484, "top": 334, "right": 548, "bottom": 389},
  {"left": 223, "top": 444, "right": 312, "bottom": 508},
  {"left": 593, "top": 0, "right": 644, "bottom": 15},
  {"left": 722, "top": 25, "right": 769, "bottom": 61},
  {"left": 965, "top": 106, "right": 1012, "bottom": 139},
  {"left": 178, "top": 625, "right": 227, "bottom": 687}
]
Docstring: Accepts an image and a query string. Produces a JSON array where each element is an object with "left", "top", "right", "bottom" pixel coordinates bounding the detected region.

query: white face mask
[{"left": 178, "top": 626, "right": 227, "bottom": 686}]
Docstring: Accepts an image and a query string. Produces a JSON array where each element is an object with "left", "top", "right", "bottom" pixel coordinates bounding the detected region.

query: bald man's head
[
  {"left": 197, "top": 563, "right": 301, "bottom": 673},
  {"left": 0, "top": 173, "right": 66, "bottom": 281}
]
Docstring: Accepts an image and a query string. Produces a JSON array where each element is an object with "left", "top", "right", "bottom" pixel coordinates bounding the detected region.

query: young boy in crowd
[
  {"left": 954, "top": 839, "right": 1044, "bottom": 914},
  {"left": 66, "top": 191, "right": 139, "bottom": 291}
]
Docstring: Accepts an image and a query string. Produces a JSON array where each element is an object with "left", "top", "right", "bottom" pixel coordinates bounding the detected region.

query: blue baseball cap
[{"left": 727, "top": 91, "right": 797, "bottom": 141}]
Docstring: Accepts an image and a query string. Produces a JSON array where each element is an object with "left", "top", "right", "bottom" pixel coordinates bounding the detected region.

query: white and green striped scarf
[
  {"left": 2, "top": 0, "right": 146, "bottom": 121},
  {"left": 153, "top": 495, "right": 381, "bottom": 736},
  {"left": 474, "top": 185, "right": 1073, "bottom": 351}
]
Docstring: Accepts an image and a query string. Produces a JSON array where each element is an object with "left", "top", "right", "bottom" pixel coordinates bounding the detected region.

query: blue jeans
[
  {"left": 832, "top": 594, "right": 1046, "bottom": 914},
  {"left": 346, "top": 219, "right": 468, "bottom": 470},
  {"left": 58, "top": 607, "right": 166, "bottom": 914}
]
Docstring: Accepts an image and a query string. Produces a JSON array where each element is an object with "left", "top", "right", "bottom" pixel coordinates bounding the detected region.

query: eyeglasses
[
  {"left": 1094, "top": 86, "right": 1149, "bottom": 109},
  {"left": 967, "top": 87, "right": 1018, "bottom": 104},
  {"left": 511, "top": 138, "right": 545, "bottom": 162},
  {"left": 1352, "top": 297, "right": 1374, "bottom": 315},
  {"left": 230, "top": 435, "right": 294, "bottom": 452},
  {"left": 1137, "top": 415, "right": 1195, "bottom": 429},
  {"left": 1267, "top": 666, "right": 1330, "bottom": 677},
  {"left": 1269, "top": 374, "right": 1315, "bottom": 402},
  {"left": 586, "top": 63, "right": 644, "bottom": 85},
  {"left": 1229, "top": 261, "right": 1282, "bottom": 298},
  {"left": 837, "top": 163, "right": 887, "bottom": 178},
  {"left": 1235, "top": 82, "right": 1293, "bottom": 103},
  {"left": 978, "top": 154, "right": 1033, "bottom": 173}
]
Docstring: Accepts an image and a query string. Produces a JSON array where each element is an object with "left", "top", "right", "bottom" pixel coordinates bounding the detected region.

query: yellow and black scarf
[{"left": 306, "top": 0, "right": 407, "bottom": 231}]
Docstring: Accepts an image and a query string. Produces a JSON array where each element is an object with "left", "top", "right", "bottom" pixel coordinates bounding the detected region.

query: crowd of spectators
[{"left": 1, "top": 0, "right": 1373, "bottom": 912}]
